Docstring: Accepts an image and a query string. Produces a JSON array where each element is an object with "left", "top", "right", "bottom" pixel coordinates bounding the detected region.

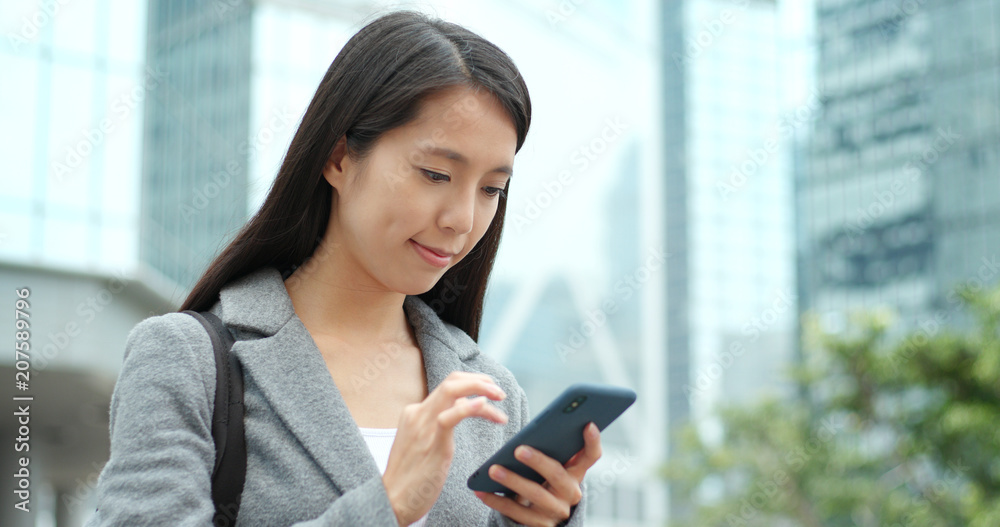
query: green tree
[{"left": 664, "top": 286, "right": 1000, "bottom": 527}]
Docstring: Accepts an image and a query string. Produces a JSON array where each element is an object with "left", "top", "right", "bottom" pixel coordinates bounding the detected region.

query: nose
[{"left": 439, "top": 186, "right": 476, "bottom": 235}]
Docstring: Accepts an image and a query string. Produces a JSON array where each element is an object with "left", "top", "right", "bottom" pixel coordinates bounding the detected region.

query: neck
[{"left": 284, "top": 240, "right": 412, "bottom": 350}]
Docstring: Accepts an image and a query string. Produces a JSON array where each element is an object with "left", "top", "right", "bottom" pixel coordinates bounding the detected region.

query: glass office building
[
  {"left": 799, "top": 0, "right": 1000, "bottom": 331},
  {"left": 660, "top": 0, "right": 812, "bottom": 518},
  {"left": 142, "top": 0, "right": 377, "bottom": 298},
  {"left": 0, "top": 0, "right": 146, "bottom": 273},
  {"left": 0, "top": 3, "right": 164, "bottom": 526}
]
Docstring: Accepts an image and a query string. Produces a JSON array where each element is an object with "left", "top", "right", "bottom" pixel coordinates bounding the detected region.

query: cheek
[
  {"left": 383, "top": 188, "right": 431, "bottom": 240},
  {"left": 473, "top": 202, "right": 499, "bottom": 240}
]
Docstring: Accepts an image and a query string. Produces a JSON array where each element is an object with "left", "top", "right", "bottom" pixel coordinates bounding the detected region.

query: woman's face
[{"left": 322, "top": 85, "right": 517, "bottom": 295}]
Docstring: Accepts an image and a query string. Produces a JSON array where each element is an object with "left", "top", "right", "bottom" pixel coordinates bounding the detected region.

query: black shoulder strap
[{"left": 183, "top": 310, "right": 246, "bottom": 525}]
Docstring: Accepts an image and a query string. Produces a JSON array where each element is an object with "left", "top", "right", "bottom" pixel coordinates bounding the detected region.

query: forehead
[{"left": 390, "top": 86, "right": 517, "bottom": 155}]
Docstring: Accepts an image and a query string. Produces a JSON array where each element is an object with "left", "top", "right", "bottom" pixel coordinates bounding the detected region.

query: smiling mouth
[
  {"left": 413, "top": 240, "right": 456, "bottom": 257},
  {"left": 410, "top": 240, "right": 454, "bottom": 268}
]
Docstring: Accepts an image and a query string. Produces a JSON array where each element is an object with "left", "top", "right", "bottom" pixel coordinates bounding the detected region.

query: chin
[{"left": 395, "top": 277, "right": 441, "bottom": 297}]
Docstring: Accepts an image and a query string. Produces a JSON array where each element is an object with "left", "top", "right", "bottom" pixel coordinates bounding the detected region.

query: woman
[{"left": 86, "top": 9, "right": 600, "bottom": 527}]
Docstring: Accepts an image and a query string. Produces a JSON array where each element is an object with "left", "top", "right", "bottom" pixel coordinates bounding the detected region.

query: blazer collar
[
  {"left": 217, "top": 266, "right": 477, "bottom": 361},
  {"left": 211, "top": 266, "right": 482, "bottom": 512}
]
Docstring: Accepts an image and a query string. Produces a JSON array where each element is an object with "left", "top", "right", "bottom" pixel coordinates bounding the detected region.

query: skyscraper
[
  {"left": 660, "top": 0, "right": 807, "bottom": 517},
  {"left": 799, "top": 0, "right": 1000, "bottom": 333},
  {"left": 141, "top": 0, "right": 253, "bottom": 294}
]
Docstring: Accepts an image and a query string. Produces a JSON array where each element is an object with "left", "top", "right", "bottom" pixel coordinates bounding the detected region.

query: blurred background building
[
  {"left": 0, "top": 1, "right": 172, "bottom": 524},
  {"left": 659, "top": 0, "right": 814, "bottom": 518},
  {"left": 798, "top": 0, "right": 1000, "bottom": 335}
]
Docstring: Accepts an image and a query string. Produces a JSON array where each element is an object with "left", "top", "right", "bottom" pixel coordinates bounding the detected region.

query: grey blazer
[{"left": 84, "top": 266, "right": 587, "bottom": 526}]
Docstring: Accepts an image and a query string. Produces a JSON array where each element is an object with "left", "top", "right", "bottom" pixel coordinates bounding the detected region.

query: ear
[{"left": 322, "top": 135, "right": 349, "bottom": 189}]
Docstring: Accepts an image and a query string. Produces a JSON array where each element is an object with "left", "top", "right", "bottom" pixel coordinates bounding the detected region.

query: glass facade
[
  {"left": 799, "top": 0, "right": 1000, "bottom": 330},
  {"left": 0, "top": 0, "right": 147, "bottom": 273},
  {"left": 660, "top": 0, "right": 811, "bottom": 518},
  {"left": 141, "top": 0, "right": 252, "bottom": 294}
]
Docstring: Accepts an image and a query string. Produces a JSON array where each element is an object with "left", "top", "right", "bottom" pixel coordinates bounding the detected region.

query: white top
[{"left": 357, "top": 427, "right": 429, "bottom": 527}]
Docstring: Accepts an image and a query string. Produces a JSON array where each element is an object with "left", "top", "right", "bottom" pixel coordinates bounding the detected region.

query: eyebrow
[{"left": 420, "top": 146, "right": 513, "bottom": 177}]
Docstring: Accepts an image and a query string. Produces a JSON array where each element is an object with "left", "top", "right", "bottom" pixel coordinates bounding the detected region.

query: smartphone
[{"left": 467, "top": 382, "right": 637, "bottom": 495}]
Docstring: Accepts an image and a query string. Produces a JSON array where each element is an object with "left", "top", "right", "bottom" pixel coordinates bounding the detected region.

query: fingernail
[
  {"left": 491, "top": 465, "right": 506, "bottom": 480},
  {"left": 516, "top": 445, "right": 532, "bottom": 460},
  {"left": 589, "top": 423, "right": 599, "bottom": 435}
]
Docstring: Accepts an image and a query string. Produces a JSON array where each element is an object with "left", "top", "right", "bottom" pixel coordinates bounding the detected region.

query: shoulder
[
  {"left": 123, "top": 312, "right": 213, "bottom": 368},
  {"left": 114, "top": 312, "right": 217, "bottom": 417}
]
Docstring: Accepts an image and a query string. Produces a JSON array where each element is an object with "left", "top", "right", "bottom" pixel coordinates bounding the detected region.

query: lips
[
  {"left": 409, "top": 239, "right": 458, "bottom": 269},
  {"left": 413, "top": 241, "right": 457, "bottom": 258}
]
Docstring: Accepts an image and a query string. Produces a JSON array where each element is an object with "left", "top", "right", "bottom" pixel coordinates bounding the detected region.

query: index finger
[{"left": 429, "top": 374, "right": 506, "bottom": 408}]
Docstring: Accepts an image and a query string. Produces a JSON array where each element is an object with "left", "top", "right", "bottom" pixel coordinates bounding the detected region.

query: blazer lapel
[
  {"left": 232, "top": 317, "right": 383, "bottom": 493},
  {"left": 215, "top": 266, "right": 486, "bottom": 516},
  {"left": 404, "top": 296, "right": 490, "bottom": 524},
  {"left": 217, "top": 267, "right": 380, "bottom": 494}
]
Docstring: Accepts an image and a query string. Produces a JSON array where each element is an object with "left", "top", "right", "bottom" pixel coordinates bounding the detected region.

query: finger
[
  {"left": 442, "top": 370, "right": 502, "bottom": 388},
  {"left": 514, "top": 446, "right": 582, "bottom": 506},
  {"left": 474, "top": 491, "right": 559, "bottom": 527},
  {"left": 566, "top": 422, "right": 602, "bottom": 481},
  {"left": 436, "top": 395, "right": 508, "bottom": 430},
  {"left": 488, "top": 464, "right": 570, "bottom": 521},
  {"left": 429, "top": 376, "right": 506, "bottom": 410}
]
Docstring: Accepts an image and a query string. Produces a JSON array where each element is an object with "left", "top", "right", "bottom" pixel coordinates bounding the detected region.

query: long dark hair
[{"left": 179, "top": 10, "right": 530, "bottom": 342}]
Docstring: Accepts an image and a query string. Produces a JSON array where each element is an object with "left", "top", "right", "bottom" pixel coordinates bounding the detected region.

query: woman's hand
[
  {"left": 474, "top": 422, "right": 602, "bottom": 527},
  {"left": 382, "top": 371, "right": 508, "bottom": 526}
]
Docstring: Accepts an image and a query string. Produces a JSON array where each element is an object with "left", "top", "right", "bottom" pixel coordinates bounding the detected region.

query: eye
[
  {"left": 420, "top": 169, "right": 449, "bottom": 182},
  {"left": 484, "top": 186, "right": 507, "bottom": 199},
  {"left": 422, "top": 168, "right": 507, "bottom": 199}
]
